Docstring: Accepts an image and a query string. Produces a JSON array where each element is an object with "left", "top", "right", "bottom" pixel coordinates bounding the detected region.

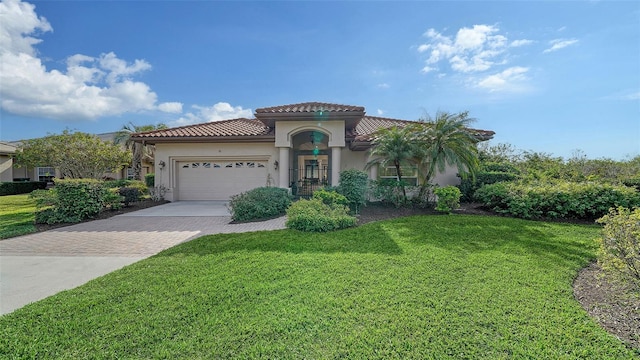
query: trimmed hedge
[
  {"left": 285, "top": 198, "right": 357, "bottom": 232},
  {"left": 0, "top": 181, "right": 47, "bottom": 196},
  {"left": 474, "top": 180, "right": 640, "bottom": 220},
  {"left": 228, "top": 187, "right": 292, "bottom": 222}
]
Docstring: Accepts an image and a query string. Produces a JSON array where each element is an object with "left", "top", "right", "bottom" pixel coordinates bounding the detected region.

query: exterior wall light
[
  {"left": 274, "top": 160, "right": 279, "bottom": 170},
  {"left": 158, "top": 160, "right": 166, "bottom": 168}
]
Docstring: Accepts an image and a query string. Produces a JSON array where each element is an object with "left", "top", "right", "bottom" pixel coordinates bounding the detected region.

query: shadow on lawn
[{"left": 158, "top": 224, "right": 404, "bottom": 257}]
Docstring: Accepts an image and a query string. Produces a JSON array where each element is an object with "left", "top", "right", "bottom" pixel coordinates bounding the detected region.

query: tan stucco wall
[
  {"left": 154, "top": 142, "right": 279, "bottom": 201},
  {"left": 153, "top": 137, "right": 463, "bottom": 201},
  {"left": 275, "top": 120, "right": 345, "bottom": 148},
  {"left": 0, "top": 155, "right": 13, "bottom": 182},
  {"left": 0, "top": 143, "right": 17, "bottom": 182}
]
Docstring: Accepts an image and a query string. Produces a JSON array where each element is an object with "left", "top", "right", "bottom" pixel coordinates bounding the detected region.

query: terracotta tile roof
[
  {"left": 132, "top": 118, "right": 272, "bottom": 140},
  {"left": 351, "top": 116, "right": 496, "bottom": 142},
  {"left": 351, "top": 116, "right": 415, "bottom": 141},
  {"left": 255, "top": 102, "right": 365, "bottom": 114},
  {"left": 131, "top": 104, "right": 494, "bottom": 144}
]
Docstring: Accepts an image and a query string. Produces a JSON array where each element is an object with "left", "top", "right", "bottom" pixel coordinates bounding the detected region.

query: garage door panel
[{"left": 178, "top": 161, "right": 268, "bottom": 200}]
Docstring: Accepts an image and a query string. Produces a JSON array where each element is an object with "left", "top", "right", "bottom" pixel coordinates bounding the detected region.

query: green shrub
[
  {"left": 0, "top": 181, "right": 47, "bottom": 196},
  {"left": 104, "top": 179, "right": 148, "bottom": 195},
  {"left": 337, "top": 169, "right": 368, "bottom": 214},
  {"left": 475, "top": 180, "right": 640, "bottom": 220},
  {"left": 145, "top": 173, "right": 155, "bottom": 188},
  {"left": 596, "top": 207, "right": 640, "bottom": 289},
  {"left": 370, "top": 179, "right": 414, "bottom": 208},
  {"left": 433, "top": 186, "right": 462, "bottom": 214},
  {"left": 118, "top": 187, "right": 140, "bottom": 206},
  {"left": 622, "top": 177, "right": 640, "bottom": 191},
  {"left": 285, "top": 198, "right": 357, "bottom": 232},
  {"left": 312, "top": 189, "right": 348, "bottom": 206},
  {"left": 103, "top": 188, "right": 124, "bottom": 210},
  {"left": 458, "top": 169, "right": 519, "bottom": 202},
  {"left": 229, "top": 187, "right": 292, "bottom": 222},
  {"left": 32, "top": 179, "right": 108, "bottom": 224}
]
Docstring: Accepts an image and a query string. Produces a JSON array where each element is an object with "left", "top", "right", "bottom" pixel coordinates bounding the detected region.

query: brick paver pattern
[{"left": 0, "top": 215, "right": 286, "bottom": 257}]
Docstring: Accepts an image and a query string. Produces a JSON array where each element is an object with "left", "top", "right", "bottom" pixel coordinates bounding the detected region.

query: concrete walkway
[{"left": 0, "top": 201, "right": 286, "bottom": 315}]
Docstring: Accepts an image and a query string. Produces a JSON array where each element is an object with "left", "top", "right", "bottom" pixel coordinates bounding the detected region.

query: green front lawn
[
  {"left": 0, "top": 194, "right": 36, "bottom": 239},
  {"left": 1, "top": 215, "right": 637, "bottom": 359}
]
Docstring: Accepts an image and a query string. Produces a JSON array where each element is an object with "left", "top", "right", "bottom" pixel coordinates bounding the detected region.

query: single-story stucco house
[
  {"left": 131, "top": 102, "right": 495, "bottom": 201},
  {"left": 0, "top": 142, "right": 18, "bottom": 182}
]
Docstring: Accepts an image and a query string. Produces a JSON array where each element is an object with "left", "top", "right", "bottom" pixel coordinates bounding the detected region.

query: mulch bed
[{"left": 31, "top": 200, "right": 639, "bottom": 351}]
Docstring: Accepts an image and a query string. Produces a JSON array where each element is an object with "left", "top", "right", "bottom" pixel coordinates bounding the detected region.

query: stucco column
[
  {"left": 331, "top": 146, "right": 341, "bottom": 186},
  {"left": 278, "top": 147, "right": 290, "bottom": 188},
  {"left": 369, "top": 161, "right": 378, "bottom": 180}
]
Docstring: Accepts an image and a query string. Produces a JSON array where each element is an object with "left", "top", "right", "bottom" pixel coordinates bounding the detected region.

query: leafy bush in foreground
[
  {"left": 433, "top": 185, "right": 461, "bottom": 214},
  {"left": 32, "top": 179, "right": 108, "bottom": 224},
  {"left": 228, "top": 187, "right": 292, "bottom": 222},
  {"left": 597, "top": 207, "right": 640, "bottom": 289},
  {"left": 286, "top": 198, "right": 357, "bottom": 232},
  {"left": 312, "top": 188, "right": 348, "bottom": 206},
  {"left": 118, "top": 187, "right": 141, "bottom": 206},
  {"left": 474, "top": 180, "right": 640, "bottom": 220},
  {"left": 337, "top": 169, "right": 369, "bottom": 214}
]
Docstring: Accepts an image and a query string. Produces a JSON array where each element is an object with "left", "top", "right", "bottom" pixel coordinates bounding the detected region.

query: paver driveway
[{"left": 0, "top": 201, "right": 286, "bottom": 315}]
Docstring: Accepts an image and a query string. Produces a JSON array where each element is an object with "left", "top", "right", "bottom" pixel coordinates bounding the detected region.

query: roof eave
[{"left": 131, "top": 135, "right": 275, "bottom": 145}]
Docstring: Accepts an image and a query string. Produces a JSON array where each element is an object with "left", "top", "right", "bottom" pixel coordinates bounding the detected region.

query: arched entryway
[{"left": 290, "top": 130, "right": 331, "bottom": 197}]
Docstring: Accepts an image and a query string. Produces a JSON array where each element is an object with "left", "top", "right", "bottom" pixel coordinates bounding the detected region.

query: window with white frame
[
  {"left": 378, "top": 165, "right": 419, "bottom": 186},
  {"left": 126, "top": 167, "right": 135, "bottom": 179},
  {"left": 37, "top": 167, "right": 55, "bottom": 182}
]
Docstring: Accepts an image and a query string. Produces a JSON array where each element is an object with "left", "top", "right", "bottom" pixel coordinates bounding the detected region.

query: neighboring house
[
  {"left": 0, "top": 142, "right": 17, "bottom": 182},
  {"left": 132, "top": 102, "right": 495, "bottom": 201},
  {"left": 6, "top": 132, "right": 153, "bottom": 182}
]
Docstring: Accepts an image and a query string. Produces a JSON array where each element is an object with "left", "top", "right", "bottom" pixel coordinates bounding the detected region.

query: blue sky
[{"left": 0, "top": 0, "right": 638, "bottom": 160}]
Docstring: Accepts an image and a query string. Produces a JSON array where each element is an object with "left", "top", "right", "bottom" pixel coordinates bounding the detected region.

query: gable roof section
[
  {"left": 255, "top": 102, "right": 365, "bottom": 114},
  {"left": 255, "top": 102, "right": 366, "bottom": 129},
  {"left": 131, "top": 118, "right": 273, "bottom": 143}
]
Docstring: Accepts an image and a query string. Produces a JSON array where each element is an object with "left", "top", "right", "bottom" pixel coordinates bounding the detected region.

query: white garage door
[{"left": 177, "top": 160, "right": 268, "bottom": 200}]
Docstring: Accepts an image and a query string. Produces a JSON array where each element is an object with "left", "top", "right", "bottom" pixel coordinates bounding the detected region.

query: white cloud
[
  {"left": 602, "top": 90, "right": 640, "bottom": 101},
  {"left": 0, "top": 0, "right": 179, "bottom": 121},
  {"left": 418, "top": 25, "right": 511, "bottom": 74},
  {"left": 0, "top": 0, "right": 51, "bottom": 55},
  {"left": 510, "top": 39, "right": 534, "bottom": 47},
  {"left": 173, "top": 102, "right": 253, "bottom": 126},
  {"left": 543, "top": 39, "right": 578, "bottom": 53},
  {"left": 377, "top": 109, "right": 384, "bottom": 116},
  {"left": 377, "top": 83, "right": 390, "bottom": 89},
  {"left": 158, "top": 102, "right": 183, "bottom": 113},
  {"left": 476, "top": 66, "right": 530, "bottom": 92},
  {"left": 417, "top": 44, "right": 430, "bottom": 53},
  {"left": 421, "top": 65, "right": 437, "bottom": 74}
]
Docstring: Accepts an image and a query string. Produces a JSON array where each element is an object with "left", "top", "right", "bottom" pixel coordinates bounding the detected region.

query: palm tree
[
  {"left": 366, "top": 125, "right": 422, "bottom": 203},
  {"left": 115, "top": 122, "right": 167, "bottom": 180},
  {"left": 417, "top": 111, "right": 480, "bottom": 190}
]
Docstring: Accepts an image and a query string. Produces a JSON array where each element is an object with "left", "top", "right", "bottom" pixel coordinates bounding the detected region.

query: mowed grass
[
  {"left": 1, "top": 215, "right": 637, "bottom": 359},
  {"left": 0, "top": 194, "right": 36, "bottom": 239}
]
